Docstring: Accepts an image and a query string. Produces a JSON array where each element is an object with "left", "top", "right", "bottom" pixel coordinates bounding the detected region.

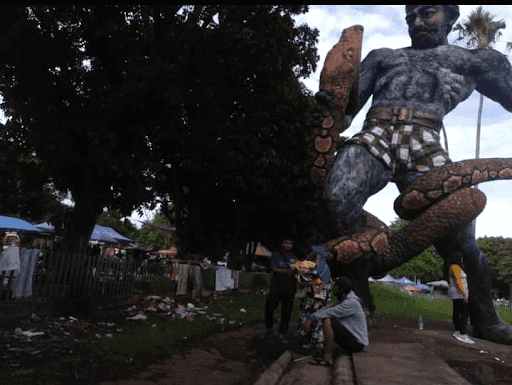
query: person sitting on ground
[
  {"left": 448, "top": 255, "right": 475, "bottom": 344},
  {"left": 302, "top": 276, "right": 368, "bottom": 366}
]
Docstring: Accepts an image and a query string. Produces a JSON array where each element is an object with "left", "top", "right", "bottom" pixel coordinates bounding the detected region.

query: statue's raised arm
[{"left": 472, "top": 48, "right": 512, "bottom": 113}]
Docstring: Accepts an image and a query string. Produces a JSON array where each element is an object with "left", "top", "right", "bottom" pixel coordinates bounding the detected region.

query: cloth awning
[
  {"left": 416, "top": 283, "right": 433, "bottom": 292},
  {"left": 376, "top": 274, "right": 397, "bottom": 283},
  {"left": 90, "top": 225, "right": 134, "bottom": 245},
  {"left": 404, "top": 285, "right": 421, "bottom": 292},
  {"left": 0, "top": 216, "right": 41, "bottom": 233},
  {"left": 397, "top": 277, "right": 416, "bottom": 286},
  {"left": 35, "top": 222, "right": 55, "bottom": 233},
  {"left": 246, "top": 242, "right": 272, "bottom": 257},
  {"left": 35, "top": 223, "right": 134, "bottom": 245},
  {"left": 426, "top": 280, "right": 449, "bottom": 288}
]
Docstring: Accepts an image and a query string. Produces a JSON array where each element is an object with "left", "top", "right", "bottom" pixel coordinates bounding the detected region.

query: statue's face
[{"left": 407, "top": 5, "right": 449, "bottom": 49}]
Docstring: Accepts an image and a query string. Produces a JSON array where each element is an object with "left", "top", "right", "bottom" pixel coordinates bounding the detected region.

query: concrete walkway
[
  {"left": 253, "top": 316, "right": 512, "bottom": 385},
  {"left": 256, "top": 342, "right": 471, "bottom": 385}
]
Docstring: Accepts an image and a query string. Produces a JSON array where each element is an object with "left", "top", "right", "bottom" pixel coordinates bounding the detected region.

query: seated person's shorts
[{"left": 330, "top": 316, "right": 364, "bottom": 353}]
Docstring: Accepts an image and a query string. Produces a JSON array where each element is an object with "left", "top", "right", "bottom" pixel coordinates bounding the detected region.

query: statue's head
[{"left": 406, "top": 5, "right": 460, "bottom": 49}]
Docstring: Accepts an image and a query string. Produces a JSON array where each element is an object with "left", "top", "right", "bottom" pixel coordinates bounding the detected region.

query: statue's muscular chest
[{"left": 374, "top": 48, "right": 474, "bottom": 112}]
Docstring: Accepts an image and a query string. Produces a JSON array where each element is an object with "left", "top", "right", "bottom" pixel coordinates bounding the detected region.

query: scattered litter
[
  {"left": 13, "top": 327, "right": 22, "bottom": 336},
  {"left": 127, "top": 314, "right": 147, "bottom": 321},
  {"left": 187, "top": 303, "right": 195, "bottom": 309},
  {"left": 240, "top": 308, "right": 247, "bottom": 313},
  {"left": 480, "top": 350, "right": 488, "bottom": 354},
  {"left": 21, "top": 330, "right": 45, "bottom": 337},
  {"left": 151, "top": 324, "right": 157, "bottom": 328},
  {"left": 175, "top": 308, "right": 188, "bottom": 318},
  {"left": 95, "top": 334, "right": 102, "bottom": 339},
  {"left": 105, "top": 334, "right": 113, "bottom": 338}
]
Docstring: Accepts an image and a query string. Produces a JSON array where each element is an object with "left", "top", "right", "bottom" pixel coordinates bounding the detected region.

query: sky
[{"left": 293, "top": 5, "right": 512, "bottom": 239}]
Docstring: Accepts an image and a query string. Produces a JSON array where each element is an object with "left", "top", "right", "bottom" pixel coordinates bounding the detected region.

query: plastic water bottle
[{"left": 418, "top": 315, "right": 424, "bottom": 330}]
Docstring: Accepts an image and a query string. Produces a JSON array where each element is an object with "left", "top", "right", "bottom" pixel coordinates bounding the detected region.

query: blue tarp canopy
[
  {"left": 0, "top": 216, "right": 41, "bottom": 233},
  {"left": 90, "top": 224, "right": 134, "bottom": 245},
  {"left": 35, "top": 223, "right": 134, "bottom": 245},
  {"left": 396, "top": 277, "right": 416, "bottom": 286},
  {"left": 416, "top": 283, "right": 434, "bottom": 293},
  {"left": 35, "top": 222, "right": 55, "bottom": 233}
]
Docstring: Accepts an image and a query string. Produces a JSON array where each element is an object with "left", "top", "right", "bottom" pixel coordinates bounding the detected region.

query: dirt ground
[
  {"left": 98, "top": 317, "right": 512, "bottom": 385},
  {"left": 3, "top": 311, "right": 511, "bottom": 385}
]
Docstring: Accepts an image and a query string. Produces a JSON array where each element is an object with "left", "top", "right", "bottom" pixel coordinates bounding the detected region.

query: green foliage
[
  {"left": 133, "top": 227, "right": 169, "bottom": 251},
  {"left": 0, "top": 5, "right": 319, "bottom": 254},
  {"left": 477, "top": 237, "right": 512, "bottom": 283},
  {"left": 97, "top": 209, "right": 175, "bottom": 250},
  {"left": 453, "top": 6, "right": 506, "bottom": 49},
  {"left": 387, "top": 218, "right": 444, "bottom": 282}
]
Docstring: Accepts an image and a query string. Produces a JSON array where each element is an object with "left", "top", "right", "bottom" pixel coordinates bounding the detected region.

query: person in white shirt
[{"left": 302, "top": 276, "right": 368, "bottom": 366}]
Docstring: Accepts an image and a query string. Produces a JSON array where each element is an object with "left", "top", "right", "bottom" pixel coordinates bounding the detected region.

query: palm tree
[
  {"left": 453, "top": 7, "right": 509, "bottom": 237},
  {"left": 453, "top": 6, "right": 507, "bottom": 162}
]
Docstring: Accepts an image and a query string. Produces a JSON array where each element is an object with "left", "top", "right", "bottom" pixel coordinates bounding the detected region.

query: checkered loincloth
[{"left": 349, "top": 120, "right": 451, "bottom": 175}]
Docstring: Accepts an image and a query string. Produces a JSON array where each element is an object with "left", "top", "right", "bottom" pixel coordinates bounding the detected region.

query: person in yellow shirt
[{"left": 448, "top": 256, "right": 474, "bottom": 344}]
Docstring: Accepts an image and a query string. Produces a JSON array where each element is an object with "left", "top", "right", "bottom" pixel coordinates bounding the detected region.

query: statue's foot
[
  {"left": 473, "top": 320, "right": 512, "bottom": 345},
  {"left": 324, "top": 227, "right": 388, "bottom": 264}
]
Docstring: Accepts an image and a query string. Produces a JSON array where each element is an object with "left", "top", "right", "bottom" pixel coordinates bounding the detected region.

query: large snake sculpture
[{"left": 309, "top": 25, "right": 512, "bottom": 342}]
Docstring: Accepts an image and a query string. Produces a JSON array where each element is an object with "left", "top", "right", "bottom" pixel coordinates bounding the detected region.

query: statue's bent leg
[
  {"left": 324, "top": 144, "right": 392, "bottom": 265},
  {"left": 324, "top": 144, "right": 392, "bottom": 326},
  {"left": 436, "top": 224, "right": 512, "bottom": 345},
  {"left": 324, "top": 144, "right": 393, "bottom": 236}
]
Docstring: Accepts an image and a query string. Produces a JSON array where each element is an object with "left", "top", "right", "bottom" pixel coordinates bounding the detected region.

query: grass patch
[
  {"left": 92, "top": 294, "right": 286, "bottom": 363},
  {"left": 371, "top": 283, "right": 512, "bottom": 324},
  {"left": 93, "top": 286, "right": 511, "bottom": 363},
  {"left": 371, "top": 284, "right": 453, "bottom": 320}
]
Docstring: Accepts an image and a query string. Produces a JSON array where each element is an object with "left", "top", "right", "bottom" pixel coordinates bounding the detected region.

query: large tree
[
  {"left": 145, "top": 5, "right": 320, "bottom": 257},
  {"left": 0, "top": 5, "right": 161, "bottom": 251},
  {"left": 0, "top": 5, "right": 319, "bottom": 255}
]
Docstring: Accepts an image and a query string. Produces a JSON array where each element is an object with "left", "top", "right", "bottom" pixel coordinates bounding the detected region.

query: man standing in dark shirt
[{"left": 263, "top": 237, "right": 298, "bottom": 344}]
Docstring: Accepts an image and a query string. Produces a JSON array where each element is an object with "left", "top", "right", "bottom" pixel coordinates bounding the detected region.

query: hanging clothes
[
  {"left": 12, "top": 249, "right": 39, "bottom": 298},
  {"left": 176, "top": 263, "right": 203, "bottom": 295},
  {"left": 215, "top": 267, "right": 234, "bottom": 291},
  {"left": 176, "top": 264, "right": 189, "bottom": 295},
  {"left": 0, "top": 246, "right": 20, "bottom": 273}
]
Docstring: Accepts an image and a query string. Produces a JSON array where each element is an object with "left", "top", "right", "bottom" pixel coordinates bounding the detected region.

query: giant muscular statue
[{"left": 310, "top": 5, "right": 512, "bottom": 345}]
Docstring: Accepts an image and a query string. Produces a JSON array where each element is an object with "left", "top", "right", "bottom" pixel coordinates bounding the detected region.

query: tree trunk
[
  {"left": 472, "top": 93, "right": 484, "bottom": 236},
  {"left": 475, "top": 93, "right": 484, "bottom": 163},
  {"left": 56, "top": 198, "right": 103, "bottom": 254}
]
